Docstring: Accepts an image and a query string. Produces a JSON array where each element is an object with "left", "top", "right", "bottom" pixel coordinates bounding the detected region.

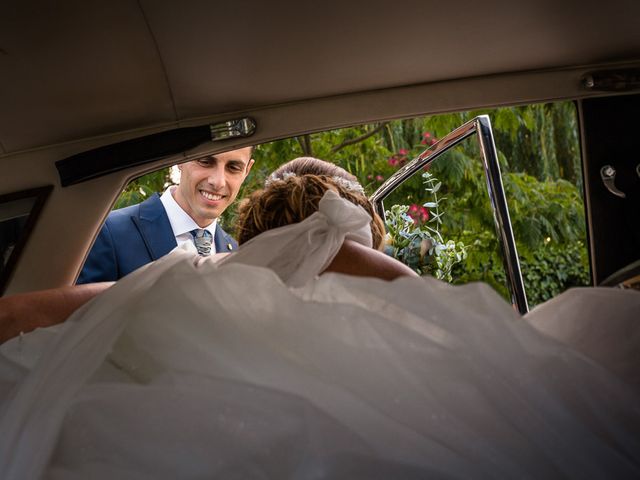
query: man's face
[{"left": 173, "top": 147, "right": 254, "bottom": 227}]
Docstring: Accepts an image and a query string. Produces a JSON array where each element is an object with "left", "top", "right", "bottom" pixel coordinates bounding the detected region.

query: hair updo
[{"left": 235, "top": 157, "right": 385, "bottom": 249}]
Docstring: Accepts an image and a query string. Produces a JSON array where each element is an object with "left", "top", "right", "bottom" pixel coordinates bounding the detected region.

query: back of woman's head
[
  {"left": 270, "top": 157, "right": 357, "bottom": 180},
  {"left": 235, "top": 157, "right": 385, "bottom": 249}
]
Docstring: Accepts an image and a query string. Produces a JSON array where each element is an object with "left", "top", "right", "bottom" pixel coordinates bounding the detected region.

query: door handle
[{"left": 600, "top": 165, "right": 626, "bottom": 198}]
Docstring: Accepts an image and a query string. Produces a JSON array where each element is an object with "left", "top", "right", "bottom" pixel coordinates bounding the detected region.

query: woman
[
  {"left": 1, "top": 159, "right": 639, "bottom": 479},
  {"left": 230, "top": 156, "right": 416, "bottom": 284}
]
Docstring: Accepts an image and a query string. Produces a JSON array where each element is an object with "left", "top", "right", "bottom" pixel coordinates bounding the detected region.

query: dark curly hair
[{"left": 235, "top": 157, "right": 385, "bottom": 249}]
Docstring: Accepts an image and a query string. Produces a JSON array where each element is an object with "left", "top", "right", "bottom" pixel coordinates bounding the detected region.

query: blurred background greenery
[{"left": 118, "top": 101, "right": 589, "bottom": 307}]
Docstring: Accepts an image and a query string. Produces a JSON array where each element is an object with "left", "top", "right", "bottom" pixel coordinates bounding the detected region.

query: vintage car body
[{"left": 0, "top": 0, "right": 639, "bottom": 296}]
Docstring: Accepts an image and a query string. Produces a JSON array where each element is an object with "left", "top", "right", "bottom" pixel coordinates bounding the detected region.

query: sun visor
[{"left": 55, "top": 118, "right": 256, "bottom": 186}]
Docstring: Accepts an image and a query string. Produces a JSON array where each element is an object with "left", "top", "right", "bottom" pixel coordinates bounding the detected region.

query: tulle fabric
[
  {"left": 525, "top": 287, "right": 640, "bottom": 390},
  {"left": 0, "top": 191, "right": 639, "bottom": 479},
  {"left": 216, "top": 189, "right": 374, "bottom": 287}
]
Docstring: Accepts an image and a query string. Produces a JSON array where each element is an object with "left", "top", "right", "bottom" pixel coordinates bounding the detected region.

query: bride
[{"left": 1, "top": 158, "right": 639, "bottom": 479}]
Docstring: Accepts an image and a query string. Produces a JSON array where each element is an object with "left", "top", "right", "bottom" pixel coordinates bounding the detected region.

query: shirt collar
[{"left": 160, "top": 186, "right": 217, "bottom": 237}]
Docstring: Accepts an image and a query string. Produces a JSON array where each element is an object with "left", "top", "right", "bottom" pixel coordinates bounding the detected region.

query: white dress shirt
[{"left": 160, "top": 187, "right": 217, "bottom": 253}]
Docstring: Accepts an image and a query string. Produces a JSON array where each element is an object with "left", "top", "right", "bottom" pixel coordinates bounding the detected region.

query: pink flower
[
  {"left": 421, "top": 132, "right": 437, "bottom": 146},
  {"left": 388, "top": 157, "right": 398, "bottom": 166},
  {"left": 367, "top": 174, "right": 373, "bottom": 180},
  {"left": 398, "top": 148, "right": 408, "bottom": 155},
  {"left": 408, "top": 204, "right": 429, "bottom": 224},
  {"left": 376, "top": 175, "right": 384, "bottom": 182}
]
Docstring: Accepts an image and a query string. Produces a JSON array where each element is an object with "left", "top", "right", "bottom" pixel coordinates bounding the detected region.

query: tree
[{"left": 118, "top": 102, "right": 589, "bottom": 306}]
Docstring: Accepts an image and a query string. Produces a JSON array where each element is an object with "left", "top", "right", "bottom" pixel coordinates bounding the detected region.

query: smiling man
[{"left": 77, "top": 147, "right": 254, "bottom": 283}]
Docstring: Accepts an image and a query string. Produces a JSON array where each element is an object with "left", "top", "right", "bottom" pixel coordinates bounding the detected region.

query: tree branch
[
  {"left": 296, "top": 134, "right": 313, "bottom": 156},
  {"left": 330, "top": 122, "right": 388, "bottom": 154}
]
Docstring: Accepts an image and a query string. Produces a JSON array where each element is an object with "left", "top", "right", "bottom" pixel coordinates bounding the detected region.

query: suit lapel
[
  {"left": 214, "top": 224, "right": 237, "bottom": 253},
  {"left": 133, "top": 194, "right": 177, "bottom": 260}
]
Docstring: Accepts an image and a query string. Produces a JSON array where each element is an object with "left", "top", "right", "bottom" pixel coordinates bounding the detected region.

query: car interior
[
  {"left": 1, "top": 0, "right": 639, "bottom": 297},
  {"left": 1, "top": 2, "right": 640, "bottom": 477}
]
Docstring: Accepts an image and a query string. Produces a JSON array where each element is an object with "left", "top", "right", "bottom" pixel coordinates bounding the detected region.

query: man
[{"left": 77, "top": 147, "right": 254, "bottom": 283}]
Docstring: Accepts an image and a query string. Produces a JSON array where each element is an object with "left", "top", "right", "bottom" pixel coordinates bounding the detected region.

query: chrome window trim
[{"left": 370, "top": 115, "right": 529, "bottom": 314}]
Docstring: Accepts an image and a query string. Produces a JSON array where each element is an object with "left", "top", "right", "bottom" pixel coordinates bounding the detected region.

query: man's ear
[{"left": 245, "top": 159, "right": 255, "bottom": 175}]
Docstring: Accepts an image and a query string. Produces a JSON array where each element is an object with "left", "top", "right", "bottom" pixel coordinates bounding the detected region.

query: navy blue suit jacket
[{"left": 77, "top": 194, "right": 237, "bottom": 284}]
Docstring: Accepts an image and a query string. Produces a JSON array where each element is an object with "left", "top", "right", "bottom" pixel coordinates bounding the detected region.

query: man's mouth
[{"left": 200, "top": 190, "right": 225, "bottom": 201}]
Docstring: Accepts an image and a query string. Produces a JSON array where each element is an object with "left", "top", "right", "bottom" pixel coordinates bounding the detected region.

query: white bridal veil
[{"left": 1, "top": 191, "right": 639, "bottom": 479}]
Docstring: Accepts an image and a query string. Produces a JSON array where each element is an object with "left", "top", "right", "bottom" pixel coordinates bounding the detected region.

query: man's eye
[
  {"left": 197, "top": 159, "right": 213, "bottom": 167},
  {"left": 228, "top": 164, "right": 244, "bottom": 172}
]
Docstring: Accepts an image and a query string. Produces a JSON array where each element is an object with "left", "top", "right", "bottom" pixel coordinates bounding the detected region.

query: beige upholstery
[{"left": 1, "top": 1, "right": 639, "bottom": 293}]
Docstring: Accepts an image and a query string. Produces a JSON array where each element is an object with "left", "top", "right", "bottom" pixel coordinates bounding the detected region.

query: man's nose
[{"left": 206, "top": 167, "right": 225, "bottom": 190}]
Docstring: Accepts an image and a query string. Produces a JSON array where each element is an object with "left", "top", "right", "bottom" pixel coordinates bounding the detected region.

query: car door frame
[{"left": 370, "top": 115, "right": 529, "bottom": 314}]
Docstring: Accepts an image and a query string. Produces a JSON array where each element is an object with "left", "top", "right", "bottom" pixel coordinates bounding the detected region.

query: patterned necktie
[{"left": 191, "top": 229, "right": 213, "bottom": 256}]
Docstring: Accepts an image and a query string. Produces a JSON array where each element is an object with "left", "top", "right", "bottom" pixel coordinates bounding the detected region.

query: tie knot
[{"left": 191, "top": 229, "right": 213, "bottom": 256}]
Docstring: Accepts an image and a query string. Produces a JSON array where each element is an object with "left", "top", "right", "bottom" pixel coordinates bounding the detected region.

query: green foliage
[
  {"left": 451, "top": 231, "right": 509, "bottom": 299},
  {"left": 503, "top": 173, "right": 586, "bottom": 249},
  {"left": 115, "top": 169, "right": 174, "bottom": 209},
  {"left": 116, "top": 101, "right": 590, "bottom": 307},
  {"left": 438, "top": 168, "right": 589, "bottom": 305},
  {"left": 452, "top": 235, "right": 591, "bottom": 306},
  {"left": 384, "top": 173, "right": 468, "bottom": 282},
  {"left": 519, "top": 241, "right": 590, "bottom": 305}
]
